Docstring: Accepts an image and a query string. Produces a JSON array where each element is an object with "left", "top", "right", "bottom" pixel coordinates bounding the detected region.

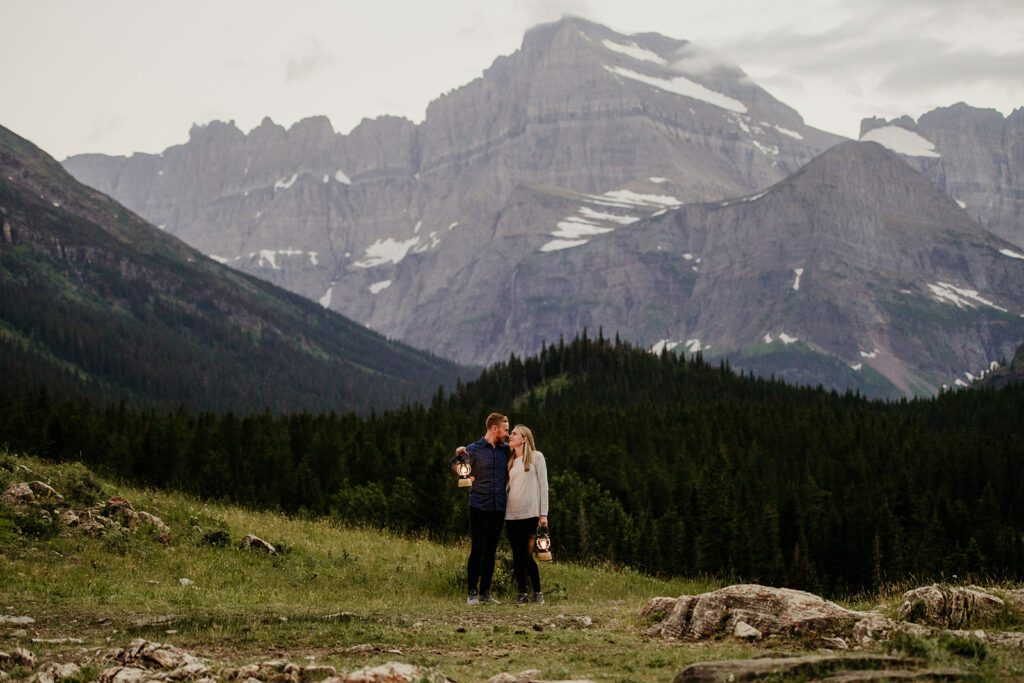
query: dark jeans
[
  {"left": 506, "top": 517, "right": 541, "bottom": 594},
  {"left": 468, "top": 507, "right": 505, "bottom": 594}
]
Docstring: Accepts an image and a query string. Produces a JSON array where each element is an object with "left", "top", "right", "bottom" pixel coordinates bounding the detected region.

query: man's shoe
[
  {"left": 532, "top": 591, "right": 545, "bottom": 604},
  {"left": 467, "top": 590, "right": 479, "bottom": 605},
  {"left": 515, "top": 592, "right": 530, "bottom": 605},
  {"left": 479, "top": 592, "right": 501, "bottom": 605}
]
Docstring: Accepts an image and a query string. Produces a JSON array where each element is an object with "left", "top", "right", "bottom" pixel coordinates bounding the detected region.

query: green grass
[{"left": 3, "top": 452, "right": 1024, "bottom": 681}]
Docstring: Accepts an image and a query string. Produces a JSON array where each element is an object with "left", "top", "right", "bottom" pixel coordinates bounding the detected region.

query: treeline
[{"left": 3, "top": 332, "right": 1024, "bottom": 596}]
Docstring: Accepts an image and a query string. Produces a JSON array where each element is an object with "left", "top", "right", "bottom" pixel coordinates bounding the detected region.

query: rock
[
  {"left": 898, "top": 585, "right": 1005, "bottom": 628},
  {"left": 1, "top": 483, "right": 34, "bottom": 506},
  {"left": 25, "top": 482, "right": 63, "bottom": 501},
  {"left": 673, "top": 654, "right": 926, "bottom": 682},
  {"left": 488, "top": 671, "right": 542, "bottom": 683},
  {"left": 12, "top": 647, "right": 36, "bottom": 668},
  {"left": 112, "top": 638, "right": 208, "bottom": 672},
  {"left": 644, "top": 584, "right": 880, "bottom": 642},
  {"left": 103, "top": 497, "right": 139, "bottom": 529},
  {"left": 0, "top": 616, "right": 34, "bottom": 626},
  {"left": 301, "top": 665, "right": 337, "bottom": 682},
  {"left": 137, "top": 511, "right": 171, "bottom": 542},
  {"left": 733, "top": 621, "right": 761, "bottom": 641},
  {"left": 323, "top": 661, "right": 452, "bottom": 682},
  {"left": 574, "top": 616, "right": 593, "bottom": 628},
  {"left": 58, "top": 510, "right": 79, "bottom": 527},
  {"left": 29, "top": 662, "right": 80, "bottom": 682},
  {"left": 10, "top": 629, "right": 28, "bottom": 638},
  {"left": 179, "top": 578, "right": 194, "bottom": 587},
  {"left": 239, "top": 534, "right": 277, "bottom": 554},
  {"left": 821, "top": 636, "right": 850, "bottom": 650}
]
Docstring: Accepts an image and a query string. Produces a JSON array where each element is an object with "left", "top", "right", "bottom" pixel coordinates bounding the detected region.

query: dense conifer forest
[{"left": 3, "top": 333, "right": 1023, "bottom": 596}]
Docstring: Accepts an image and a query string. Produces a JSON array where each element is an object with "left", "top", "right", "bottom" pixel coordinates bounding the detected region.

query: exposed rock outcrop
[{"left": 899, "top": 585, "right": 1008, "bottom": 628}]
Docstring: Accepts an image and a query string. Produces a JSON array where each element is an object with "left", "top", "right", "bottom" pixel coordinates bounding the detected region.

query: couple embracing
[{"left": 449, "top": 412, "right": 549, "bottom": 605}]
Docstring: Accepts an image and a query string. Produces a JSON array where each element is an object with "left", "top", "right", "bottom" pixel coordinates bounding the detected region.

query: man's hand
[
  {"left": 454, "top": 446, "right": 468, "bottom": 456},
  {"left": 539, "top": 515, "right": 548, "bottom": 527}
]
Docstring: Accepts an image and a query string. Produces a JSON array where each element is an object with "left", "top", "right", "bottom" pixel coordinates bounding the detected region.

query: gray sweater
[{"left": 505, "top": 451, "right": 549, "bottom": 521}]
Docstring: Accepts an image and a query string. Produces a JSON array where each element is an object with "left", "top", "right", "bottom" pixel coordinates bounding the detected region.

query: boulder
[
  {"left": 28, "top": 662, "right": 80, "bottom": 683},
  {"left": 321, "top": 661, "right": 452, "bottom": 682},
  {"left": 109, "top": 638, "right": 210, "bottom": 679},
  {"left": 672, "top": 654, "right": 936, "bottom": 682},
  {"left": 1, "top": 483, "right": 34, "bottom": 506},
  {"left": 239, "top": 534, "right": 277, "bottom": 554},
  {"left": 25, "top": 482, "right": 63, "bottom": 501},
  {"left": 103, "top": 497, "right": 139, "bottom": 530},
  {"left": 643, "top": 584, "right": 885, "bottom": 642},
  {"left": 898, "top": 585, "right": 1005, "bottom": 628}
]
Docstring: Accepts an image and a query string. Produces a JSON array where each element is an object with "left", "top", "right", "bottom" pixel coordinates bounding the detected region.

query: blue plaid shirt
[{"left": 450, "top": 437, "right": 509, "bottom": 511}]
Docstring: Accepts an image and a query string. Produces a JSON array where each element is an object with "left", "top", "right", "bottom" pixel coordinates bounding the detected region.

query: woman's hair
[{"left": 510, "top": 424, "right": 536, "bottom": 472}]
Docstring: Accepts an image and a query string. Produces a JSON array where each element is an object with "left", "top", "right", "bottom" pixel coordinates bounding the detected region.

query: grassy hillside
[{"left": 4, "top": 452, "right": 1024, "bottom": 681}]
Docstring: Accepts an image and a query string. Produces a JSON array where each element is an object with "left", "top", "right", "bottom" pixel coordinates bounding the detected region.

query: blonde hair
[{"left": 509, "top": 424, "right": 536, "bottom": 472}]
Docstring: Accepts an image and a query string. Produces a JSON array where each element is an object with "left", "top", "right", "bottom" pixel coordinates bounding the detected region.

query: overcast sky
[{"left": 2, "top": 0, "right": 1022, "bottom": 160}]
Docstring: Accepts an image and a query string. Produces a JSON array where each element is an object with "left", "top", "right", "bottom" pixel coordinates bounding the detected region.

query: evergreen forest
[{"left": 3, "top": 333, "right": 1023, "bottom": 597}]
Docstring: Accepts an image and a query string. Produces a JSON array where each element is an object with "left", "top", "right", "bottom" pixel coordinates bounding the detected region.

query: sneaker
[
  {"left": 515, "top": 593, "right": 530, "bottom": 605},
  {"left": 479, "top": 592, "right": 501, "bottom": 605},
  {"left": 532, "top": 591, "right": 545, "bottom": 604},
  {"left": 467, "top": 590, "right": 479, "bottom": 605}
]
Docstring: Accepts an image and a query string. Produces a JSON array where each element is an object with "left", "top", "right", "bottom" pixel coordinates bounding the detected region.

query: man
[{"left": 450, "top": 412, "right": 509, "bottom": 605}]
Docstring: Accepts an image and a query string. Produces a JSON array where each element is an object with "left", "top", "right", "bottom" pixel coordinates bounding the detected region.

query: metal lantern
[
  {"left": 535, "top": 526, "right": 553, "bottom": 562},
  {"left": 454, "top": 457, "right": 472, "bottom": 488}
]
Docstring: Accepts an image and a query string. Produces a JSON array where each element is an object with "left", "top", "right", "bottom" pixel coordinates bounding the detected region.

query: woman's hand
[
  {"left": 539, "top": 515, "right": 548, "bottom": 527},
  {"left": 454, "top": 446, "right": 468, "bottom": 456}
]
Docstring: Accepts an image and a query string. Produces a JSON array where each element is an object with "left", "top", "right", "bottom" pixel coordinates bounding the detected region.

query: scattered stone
[
  {"left": 0, "top": 616, "right": 34, "bottom": 626},
  {"left": 321, "top": 612, "right": 355, "bottom": 623},
  {"left": 733, "top": 620, "right": 761, "bottom": 641},
  {"left": 532, "top": 623, "right": 543, "bottom": 632},
  {"left": 898, "top": 585, "right": 1005, "bottom": 628},
  {"left": 10, "top": 629, "right": 28, "bottom": 638},
  {"left": 673, "top": 654, "right": 927, "bottom": 682},
  {"left": 58, "top": 510, "right": 79, "bottom": 527},
  {"left": 239, "top": 534, "right": 277, "bottom": 554},
  {"left": 574, "top": 616, "right": 593, "bottom": 628},
  {"left": 30, "top": 638, "right": 84, "bottom": 644},
  {"left": 822, "top": 636, "right": 850, "bottom": 650},
  {"left": 137, "top": 511, "right": 171, "bottom": 544},
  {"left": 323, "top": 661, "right": 452, "bottom": 682},
  {"left": 111, "top": 637, "right": 209, "bottom": 673},
  {"left": 300, "top": 665, "right": 337, "bottom": 682},
  {"left": 179, "top": 578, "right": 194, "bottom": 587},
  {"left": 130, "top": 615, "right": 179, "bottom": 628}
]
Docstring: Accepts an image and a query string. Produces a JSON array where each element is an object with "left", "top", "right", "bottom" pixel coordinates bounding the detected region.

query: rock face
[
  {"left": 860, "top": 103, "right": 1024, "bottom": 248},
  {"left": 898, "top": 585, "right": 1008, "bottom": 628},
  {"left": 973, "top": 341, "right": 1024, "bottom": 389},
  {"left": 61, "top": 18, "right": 1023, "bottom": 395}
]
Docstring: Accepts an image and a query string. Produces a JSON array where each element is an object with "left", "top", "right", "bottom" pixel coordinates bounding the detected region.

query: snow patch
[
  {"left": 792, "top": 268, "right": 804, "bottom": 291},
  {"left": 602, "top": 39, "right": 666, "bottom": 65},
  {"left": 772, "top": 124, "right": 803, "bottom": 140},
  {"left": 274, "top": 174, "right": 298, "bottom": 190},
  {"left": 604, "top": 66, "right": 747, "bottom": 113},
  {"left": 752, "top": 140, "right": 779, "bottom": 156},
  {"left": 448, "top": 222, "right": 459, "bottom": 230},
  {"left": 414, "top": 220, "right": 422, "bottom": 233},
  {"left": 763, "top": 333, "right": 773, "bottom": 344},
  {"left": 999, "top": 248, "right": 1024, "bottom": 260},
  {"left": 322, "top": 175, "right": 329, "bottom": 183},
  {"left": 309, "top": 252, "right": 318, "bottom": 266},
  {"left": 651, "top": 339, "right": 680, "bottom": 354},
  {"left": 649, "top": 177, "right": 668, "bottom": 184},
  {"left": 540, "top": 239, "right": 588, "bottom": 252},
  {"left": 685, "top": 339, "right": 706, "bottom": 353},
  {"left": 683, "top": 253, "right": 695, "bottom": 261},
  {"left": 209, "top": 254, "right": 230, "bottom": 264},
  {"left": 956, "top": 199, "right": 967, "bottom": 209},
  {"left": 744, "top": 191, "right": 767, "bottom": 203},
  {"left": 851, "top": 363, "right": 863, "bottom": 371},
  {"left": 954, "top": 378, "right": 968, "bottom": 387},
  {"left": 927, "top": 282, "right": 1008, "bottom": 312},
  {"left": 861, "top": 126, "right": 941, "bottom": 158},
  {"left": 778, "top": 333, "right": 799, "bottom": 345},
  {"left": 353, "top": 237, "right": 420, "bottom": 268},
  {"left": 860, "top": 349, "right": 878, "bottom": 359},
  {"left": 255, "top": 250, "right": 280, "bottom": 269},
  {"left": 369, "top": 279, "right": 392, "bottom": 294},
  {"left": 335, "top": 170, "right": 351, "bottom": 185},
  {"left": 319, "top": 286, "right": 333, "bottom": 308},
  {"left": 596, "top": 189, "right": 683, "bottom": 207},
  {"left": 553, "top": 218, "right": 614, "bottom": 240},
  {"left": 577, "top": 207, "right": 640, "bottom": 224}
]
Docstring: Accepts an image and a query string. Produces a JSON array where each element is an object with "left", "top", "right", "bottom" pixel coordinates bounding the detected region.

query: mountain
[
  {"left": 0, "top": 124, "right": 462, "bottom": 412},
  {"left": 62, "top": 18, "right": 842, "bottom": 357},
  {"left": 860, "top": 103, "right": 1024, "bottom": 248}
]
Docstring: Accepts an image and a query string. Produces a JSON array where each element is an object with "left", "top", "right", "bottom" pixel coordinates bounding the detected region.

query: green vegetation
[
  {"left": 3, "top": 334, "right": 1024, "bottom": 598},
  {"left": 5, "top": 454, "right": 1024, "bottom": 682}
]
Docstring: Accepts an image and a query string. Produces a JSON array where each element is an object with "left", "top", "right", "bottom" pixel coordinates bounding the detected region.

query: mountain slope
[
  {"left": 63, "top": 17, "right": 843, "bottom": 365},
  {"left": 860, "top": 103, "right": 1024, "bottom": 248},
  {"left": 0, "top": 124, "right": 462, "bottom": 412},
  {"left": 475, "top": 141, "right": 1024, "bottom": 395}
]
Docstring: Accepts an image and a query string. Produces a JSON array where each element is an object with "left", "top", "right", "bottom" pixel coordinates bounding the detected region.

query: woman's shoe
[
  {"left": 515, "top": 593, "right": 530, "bottom": 605},
  {"left": 532, "top": 591, "right": 544, "bottom": 604},
  {"left": 467, "top": 590, "right": 479, "bottom": 605}
]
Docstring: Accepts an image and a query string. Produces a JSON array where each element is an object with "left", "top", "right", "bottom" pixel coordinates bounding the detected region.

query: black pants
[
  {"left": 468, "top": 507, "right": 505, "bottom": 594},
  {"left": 506, "top": 517, "right": 541, "bottom": 594}
]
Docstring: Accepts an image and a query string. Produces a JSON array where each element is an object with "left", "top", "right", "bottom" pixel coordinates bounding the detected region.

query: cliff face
[{"left": 860, "top": 103, "right": 1024, "bottom": 248}]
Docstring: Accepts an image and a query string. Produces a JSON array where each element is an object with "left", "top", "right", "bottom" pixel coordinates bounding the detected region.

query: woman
[{"left": 505, "top": 424, "right": 549, "bottom": 604}]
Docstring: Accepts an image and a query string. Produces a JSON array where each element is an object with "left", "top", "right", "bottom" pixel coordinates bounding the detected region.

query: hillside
[
  {"left": 0, "top": 124, "right": 463, "bottom": 412},
  {"left": 4, "top": 335, "right": 1024, "bottom": 597},
  {"left": 3, "top": 453, "right": 1023, "bottom": 682}
]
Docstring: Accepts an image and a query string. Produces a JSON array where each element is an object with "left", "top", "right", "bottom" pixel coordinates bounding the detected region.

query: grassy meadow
[{"left": 3, "top": 452, "right": 1024, "bottom": 681}]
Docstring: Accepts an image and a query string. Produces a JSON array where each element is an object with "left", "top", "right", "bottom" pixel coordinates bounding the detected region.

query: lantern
[
  {"left": 535, "top": 526, "right": 553, "bottom": 562},
  {"left": 454, "top": 457, "right": 472, "bottom": 488}
]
